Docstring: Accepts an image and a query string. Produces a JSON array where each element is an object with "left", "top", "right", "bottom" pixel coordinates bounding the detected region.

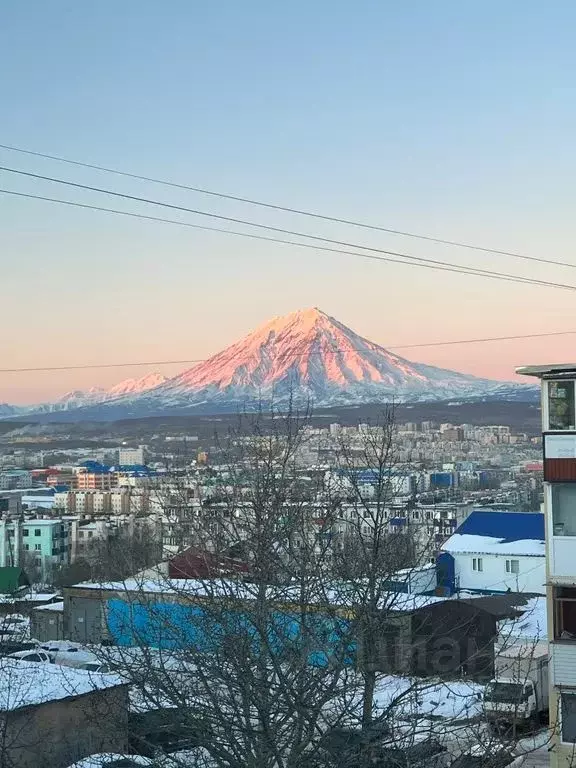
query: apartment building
[
  {"left": 518, "top": 364, "right": 576, "bottom": 766},
  {"left": 55, "top": 488, "right": 150, "bottom": 515},
  {"left": 118, "top": 445, "right": 146, "bottom": 465},
  {"left": 75, "top": 468, "right": 117, "bottom": 491},
  {"left": 0, "top": 518, "right": 70, "bottom": 582},
  {"left": 0, "top": 470, "right": 32, "bottom": 490}
]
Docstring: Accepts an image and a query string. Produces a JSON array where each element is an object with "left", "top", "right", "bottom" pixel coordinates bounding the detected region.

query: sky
[{"left": 2, "top": 1, "right": 576, "bottom": 404}]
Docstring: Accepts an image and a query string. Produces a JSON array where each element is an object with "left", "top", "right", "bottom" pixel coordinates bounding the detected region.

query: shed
[
  {"left": 30, "top": 601, "right": 64, "bottom": 642},
  {"left": 0, "top": 659, "right": 129, "bottom": 767},
  {"left": 0, "top": 567, "right": 29, "bottom": 595},
  {"left": 409, "top": 599, "right": 498, "bottom": 681}
]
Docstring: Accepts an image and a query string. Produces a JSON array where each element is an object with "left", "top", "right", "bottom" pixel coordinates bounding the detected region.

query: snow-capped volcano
[
  {"left": 98, "top": 307, "right": 535, "bottom": 414},
  {"left": 9, "top": 309, "right": 537, "bottom": 421}
]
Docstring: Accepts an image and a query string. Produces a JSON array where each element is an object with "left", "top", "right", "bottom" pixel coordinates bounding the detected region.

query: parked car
[
  {"left": 0, "top": 641, "right": 39, "bottom": 657},
  {"left": 79, "top": 661, "right": 113, "bottom": 673},
  {"left": 8, "top": 649, "right": 52, "bottom": 663},
  {"left": 40, "top": 642, "right": 83, "bottom": 660}
]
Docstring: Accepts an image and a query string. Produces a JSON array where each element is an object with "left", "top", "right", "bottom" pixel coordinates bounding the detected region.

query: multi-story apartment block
[
  {"left": 75, "top": 468, "right": 117, "bottom": 491},
  {"left": 118, "top": 446, "right": 146, "bottom": 466},
  {"left": 518, "top": 363, "right": 576, "bottom": 764},
  {"left": 0, "top": 470, "right": 33, "bottom": 490},
  {"left": 0, "top": 518, "right": 70, "bottom": 582},
  {"left": 54, "top": 488, "right": 151, "bottom": 516}
]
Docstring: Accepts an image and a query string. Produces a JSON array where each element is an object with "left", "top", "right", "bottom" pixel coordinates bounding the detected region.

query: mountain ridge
[{"left": 11, "top": 308, "right": 538, "bottom": 421}]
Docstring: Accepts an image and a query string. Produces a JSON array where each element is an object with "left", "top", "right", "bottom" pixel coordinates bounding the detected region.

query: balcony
[
  {"left": 551, "top": 643, "right": 576, "bottom": 686},
  {"left": 548, "top": 484, "right": 576, "bottom": 579},
  {"left": 544, "top": 433, "right": 576, "bottom": 481},
  {"left": 552, "top": 586, "right": 576, "bottom": 683}
]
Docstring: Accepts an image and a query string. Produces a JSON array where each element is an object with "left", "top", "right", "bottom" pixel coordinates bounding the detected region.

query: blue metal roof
[
  {"left": 79, "top": 461, "right": 111, "bottom": 472},
  {"left": 455, "top": 511, "right": 544, "bottom": 542}
]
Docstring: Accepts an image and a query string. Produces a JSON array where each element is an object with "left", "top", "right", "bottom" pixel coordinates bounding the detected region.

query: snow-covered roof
[
  {"left": 71, "top": 578, "right": 444, "bottom": 612},
  {"left": 442, "top": 534, "right": 544, "bottom": 557},
  {"left": 33, "top": 601, "right": 64, "bottom": 612},
  {"left": 499, "top": 597, "right": 548, "bottom": 643},
  {"left": 0, "top": 659, "right": 125, "bottom": 711},
  {"left": 441, "top": 511, "right": 545, "bottom": 557},
  {"left": 19, "top": 592, "right": 60, "bottom": 602}
]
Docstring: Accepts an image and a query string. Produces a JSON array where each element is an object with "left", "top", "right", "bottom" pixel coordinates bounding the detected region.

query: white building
[
  {"left": 118, "top": 446, "right": 146, "bottom": 465},
  {"left": 440, "top": 510, "right": 545, "bottom": 595}
]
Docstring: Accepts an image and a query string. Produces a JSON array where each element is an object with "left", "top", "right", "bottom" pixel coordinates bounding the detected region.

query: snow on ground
[{"left": 373, "top": 676, "right": 484, "bottom": 721}]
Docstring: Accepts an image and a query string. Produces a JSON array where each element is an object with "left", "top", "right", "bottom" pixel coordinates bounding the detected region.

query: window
[
  {"left": 549, "top": 381, "right": 575, "bottom": 431},
  {"left": 472, "top": 558, "right": 483, "bottom": 572},
  {"left": 562, "top": 693, "right": 576, "bottom": 742},
  {"left": 554, "top": 587, "right": 576, "bottom": 640},
  {"left": 22, "top": 529, "right": 28, "bottom": 537},
  {"left": 552, "top": 484, "right": 576, "bottom": 536},
  {"left": 506, "top": 559, "right": 519, "bottom": 574},
  {"left": 34, "top": 529, "right": 41, "bottom": 537},
  {"left": 34, "top": 544, "right": 41, "bottom": 551},
  {"left": 24, "top": 544, "right": 29, "bottom": 551}
]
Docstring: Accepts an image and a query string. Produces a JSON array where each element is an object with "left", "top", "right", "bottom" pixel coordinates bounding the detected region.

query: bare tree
[{"left": 80, "top": 404, "right": 555, "bottom": 768}]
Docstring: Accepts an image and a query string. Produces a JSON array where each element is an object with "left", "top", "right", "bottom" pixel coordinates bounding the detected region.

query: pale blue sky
[{"left": 2, "top": 1, "right": 576, "bottom": 402}]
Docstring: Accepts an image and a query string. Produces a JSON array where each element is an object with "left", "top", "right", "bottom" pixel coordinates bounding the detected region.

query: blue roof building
[{"left": 438, "top": 511, "right": 545, "bottom": 596}]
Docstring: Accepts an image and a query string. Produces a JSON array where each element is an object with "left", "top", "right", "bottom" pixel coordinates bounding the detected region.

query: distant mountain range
[
  {"left": 1, "top": 309, "right": 538, "bottom": 421},
  {"left": 0, "top": 372, "right": 168, "bottom": 418}
]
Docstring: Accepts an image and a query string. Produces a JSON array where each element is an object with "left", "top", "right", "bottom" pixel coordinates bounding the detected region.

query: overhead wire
[
  {"left": 0, "top": 141, "right": 574, "bottom": 271},
  {"left": 0, "top": 182, "right": 575, "bottom": 293},
  {"left": 0, "top": 329, "right": 574, "bottom": 374}
]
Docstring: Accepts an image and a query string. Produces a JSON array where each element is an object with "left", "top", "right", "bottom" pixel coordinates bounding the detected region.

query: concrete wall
[{"left": 3, "top": 685, "right": 128, "bottom": 768}]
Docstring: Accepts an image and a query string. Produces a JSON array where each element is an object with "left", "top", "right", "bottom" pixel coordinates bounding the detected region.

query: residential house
[{"left": 437, "top": 510, "right": 545, "bottom": 595}]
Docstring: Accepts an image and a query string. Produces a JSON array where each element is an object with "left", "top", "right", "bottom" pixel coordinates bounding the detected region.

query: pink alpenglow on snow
[
  {"left": 143, "top": 307, "right": 533, "bottom": 406},
  {"left": 10, "top": 309, "right": 538, "bottom": 418}
]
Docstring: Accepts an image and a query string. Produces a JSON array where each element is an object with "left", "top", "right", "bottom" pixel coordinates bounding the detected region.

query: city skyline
[{"left": 3, "top": 2, "right": 576, "bottom": 402}]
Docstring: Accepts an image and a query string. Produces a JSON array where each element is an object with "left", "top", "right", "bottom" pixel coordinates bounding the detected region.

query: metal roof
[
  {"left": 516, "top": 363, "right": 576, "bottom": 378},
  {"left": 456, "top": 510, "right": 544, "bottom": 542}
]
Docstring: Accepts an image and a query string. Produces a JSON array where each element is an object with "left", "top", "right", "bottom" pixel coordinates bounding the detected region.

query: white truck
[{"left": 483, "top": 643, "right": 549, "bottom": 727}]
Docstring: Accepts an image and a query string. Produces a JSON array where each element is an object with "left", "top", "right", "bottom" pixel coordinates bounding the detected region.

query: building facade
[
  {"left": 439, "top": 510, "right": 545, "bottom": 595},
  {"left": 518, "top": 364, "right": 576, "bottom": 766},
  {"left": 0, "top": 470, "right": 32, "bottom": 490},
  {"left": 118, "top": 445, "right": 146, "bottom": 465},
  {"left": 0, "top": 519, "right": 70, "bottom": 582}
]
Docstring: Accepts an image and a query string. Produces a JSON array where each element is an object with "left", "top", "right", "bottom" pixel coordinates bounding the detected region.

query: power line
[
  {"left": 1, "top": 140, "right": 573, "bottom": 271},
  {"left": 0, "top": 328, "right": 574, "bottom": 374},
  {"left": 1, "top": 182, "right": 575, "bottom": 293},
  {"left": 0, "top": 187, "right": 559, "bottom": 290}
]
